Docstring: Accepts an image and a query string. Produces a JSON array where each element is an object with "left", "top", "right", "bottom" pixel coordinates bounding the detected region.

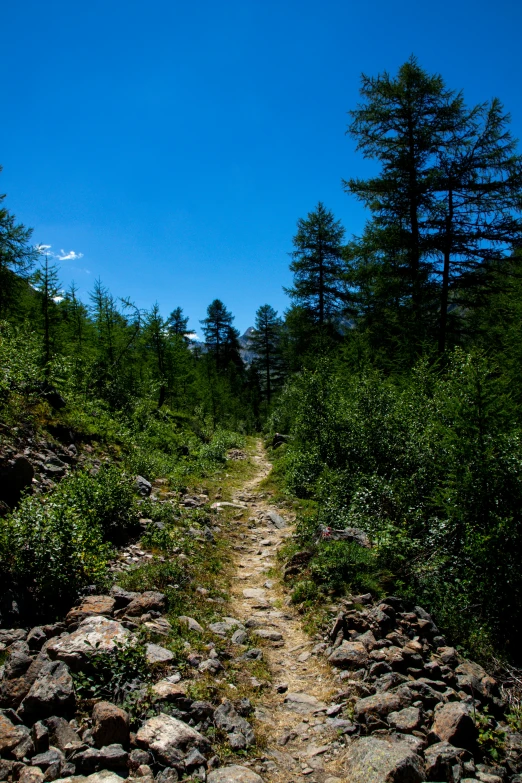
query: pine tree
[
  {"left": 248, "top": 304, "right": 283, "bottom": 402},
  {"left": 33, "top": 255, "right": 61, "bottom": 369},
  {"left": 200, "top": 299, "right": 242, "bottom": 370},
  {"left": 285, "top": 202, "right": 346, "bottom": 327},
  {"left": 0, "top": 168, "right": 37, "bottom": 315},
  {"left": 166, "top": 306, "right": 190, "bottom": 339}
]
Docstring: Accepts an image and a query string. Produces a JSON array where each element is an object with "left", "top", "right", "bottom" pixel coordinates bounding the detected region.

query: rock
[
  {"left": 30, "top": 748, "right": 65, "bottom": 771},
  {"left": 242, "top": 588, "right": 266, "bottom": 600},
  {"left": 66, "top": 597, "right": 116, "bottom": 625},
  {"left": 123, "top": 592, "right": 166, "bottom": 617},
  {"left": 91, "top": 702, "right": 130, "bottom": 748},
  {"left": 213, "top": 700, "right": 255, "bottom": 746},
  {"left": 388, "top": 707, "right": 421, "bottom": 732},
  {"left": 266, "top": 511, "right": 286, "bottom": 529},
  {"left": 135, "top": 476, "right": 152, "bottom": 497},
  {"left": 136, "top": 715, "right": 210, "bottom": 764},
  {"left": 178, "top": 616, "right": 204, "bottom": 634},
  {"left": 73, "top": 744, "right": 128, "bottom": 772},
  {"left": 45, "top": 716, "right": 82, "bottom": 752},
  {"left": 431, "top": 702, "right": 477, "bottom": 750},
  {"left": 207, "top": 766, "right": 264, "bottom": 783},
  {"left": 109, "top": 586, "right": 139, "bottom": 609},
  {"left": 340, "top": 736, "right": 425, "bottom": 783},
  {"left": 4, "top": 648, "right": 33, "bottom": 679},
  {"left": 231, "top": 629, "right": 248, "bottom": 645},
  {"left": 354, "top": 689, "right": 412, "bottom": 720},
  {"left": 424, "top": 741, "right": 470, "bottom": 781},
  {"left": 145, "top": 644, "right": 174, "bottom": 665},
  {"left": 155, "top": 769, "right": 179, "bottom": 783},
  {"left": 18, "top": 767, "right": 45, "bottom": 783},
  {"left": 455, "top": 660, "right": 497, "bottom": 699},
  {"left": 32, "top": 721, "right": 49, "bottom": 754},
  {"left": 199, "top": 658, "right": 223, "bottom": 674},
  {"left": 252, "top": 629, "right": 283, "bottom": 642},
  {"left": 18, "top": 661, "right": 76, "bottom": 720},
  {"left": 0, "top": 713, "right": 30, "bottom": 753},
  {"left": 0, "top": 629, "right": 27, "bottom": 646},
  {"left": 46, "top": 617, "right": 130, "bottom": 669},
  {"left": 0, "top": 651, "right": 50, "bottom": 710},
  {"left": 128, "top": 749, "right": 151, "bottom": 769},
  {"left": 26, "top": 628, "right": 47, "bottom": 651},
  {"left": 208, "top": 620, "right": 243, "bottom": 637},
  {"left": 283, "top": 692, "right": 327, "bottom": 714},
  {"left": 328, "top": 641, "right": 369, "bottom": 669},
  {"left": 151, "top": 681, "right": 187, "bottom": 702},
  {"left": 210, "top": 502, "right": 247, "bottom": 510}
]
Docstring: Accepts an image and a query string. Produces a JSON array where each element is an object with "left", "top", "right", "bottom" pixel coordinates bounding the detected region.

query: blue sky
[{"left": 1, "top": 0, "right": 521, "bottom": 335}]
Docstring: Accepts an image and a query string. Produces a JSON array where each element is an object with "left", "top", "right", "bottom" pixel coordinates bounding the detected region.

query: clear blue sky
[{"left": 1, "top": 0, "right": 521, "bottom": 335}]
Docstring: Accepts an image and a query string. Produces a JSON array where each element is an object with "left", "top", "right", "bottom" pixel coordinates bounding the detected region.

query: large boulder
[
  {"left": 328, "top": 641, "right": 368, "bottom": 669},
  {"left": 136, "top": 714, "right": 210, "bottom": 766},
  {"left": 423, "top": 741, "right": 469, "bottom": 781},
  {"left": 92, "top": 702, "right": 130, "bottom": 748},
  {"left": 46, "top": 616, "right": 130, "bottom": 669},
  {"left": 431, "top": 702, "right": 477, "bottom": 750},
  {"left": 18, "top": 660, "right": 76, "bottom": 720},
  {"left": 354, "top": 689, "right": 412, "bottom": 720},
  {"left": 340, "top": 736, "right": 425, "bottom": 783},
  {"left": 207, "top": 767, "right": 264, "bottom": 783},
  {"left": 0, "top": 650, "right": 50, "bottom": 709}
]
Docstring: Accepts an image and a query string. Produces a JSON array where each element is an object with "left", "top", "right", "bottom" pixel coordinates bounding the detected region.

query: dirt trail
[{"left": 227, "top": 439, "right": 344, "bottom": 783}]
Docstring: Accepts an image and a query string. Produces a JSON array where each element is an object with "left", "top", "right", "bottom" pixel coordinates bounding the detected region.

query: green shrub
[{"left": 74, "top": 633, "right": 152, "bottom": 703}]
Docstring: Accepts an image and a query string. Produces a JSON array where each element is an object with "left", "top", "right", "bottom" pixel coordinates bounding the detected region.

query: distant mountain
[{"left": 188, "top": 327, "right": 256, "bottom": 365}]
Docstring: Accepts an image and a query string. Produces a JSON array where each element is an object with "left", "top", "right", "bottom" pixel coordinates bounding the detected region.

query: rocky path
[{"left": 226, "top": 441, "right": 344, "bottom": 783}]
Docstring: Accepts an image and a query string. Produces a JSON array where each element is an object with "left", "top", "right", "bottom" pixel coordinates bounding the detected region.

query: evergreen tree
[
  {"left": 345, "top": 57, "right": 465, "bottom": 351},
  {"left": 285, "top": 202, "right": 346, "bottom": 327},
  {"left": 0, "top": 168, "right": 37, "bottom": 315},
  {"left": 200, "top": 299, "right": 242, "bottom": 370},
  {"left": 166, "top": 306, "right": 190, "bottom": 339},
  {"left": 33, "top": 255, "right": 61, "bottom": 369},
  {"left": 248, "top": 304, "right": 283, "bottom": 402}
]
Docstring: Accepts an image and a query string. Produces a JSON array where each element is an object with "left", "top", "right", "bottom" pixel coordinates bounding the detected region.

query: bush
[{"left": 0, "top": 465, "right": 138, "bottom": 614}]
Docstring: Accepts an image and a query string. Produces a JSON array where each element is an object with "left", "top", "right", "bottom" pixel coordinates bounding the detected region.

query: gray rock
[
  {"left": 231, "top": 630, "right": 248, "bottom": 645},
  {"left": 73, "top": 744, "right": 128, "bottom": 772},
  {"left": 30, "top": 748, "right": 65, "bottom": 771},
  {"left": 178, "top": 616, "right": 204, "bottom": 634},
  {"left": 424, "top": 741, "right": 470, "bottom": 781},
  {"left": 27, "top": 628, "right": 47, "bottom": 651},
  {"left": 109, "top": 586, "right": 139, "bottom": 609},
  {"left": 283, "top": 692, "right": 327, "bottom": 714},
  {"left": 155, "top": 769, "right": 179, "bottom": 783},
  {"left": 266, "top": 511, "right": 286, "bottom": 529},
  {"left": 198, "top": 658, "right": 223, "bottom": 674},
  {"left": 387, "top": 707, "right": 421, "bottom": 732},
  {"left": 207, "top": 766, "right": 264, "bottom": 783},
  {"left": 135, "top": 476, "right": 152, "bottom": 497},
  {"left": 46, "top": 617, "right": 130, "bottom": 669},
  {"left": 252, "top": 629, "right": 283, "bottom": 642},
  {"left": 213, "top": 700, "right": 255, "bottom": 746},
  {"left": 45, "top": 716, "right": 82, "bottom": 751},
  {"left": 340, "top": 736, "right": 425, "bottom": 783},
  {"left": 18, "top": 661, "right": 75, "bottom": 719},
  {"left": 146, "top": 644, "right": 174, "bottom": 665},
  {"left": 124, "top": 592, "right": 166, "bottom": 617},
  {"left": 136, "top": 714, "right": 210, "bottom": 765},
  {"left": 32, "top": 721, "right": 49, "bottom": 754}
]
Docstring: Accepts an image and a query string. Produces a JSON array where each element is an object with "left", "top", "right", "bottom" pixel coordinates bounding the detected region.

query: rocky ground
[{"left": 1, "top": 440, "right": 522, "bottom": 783}]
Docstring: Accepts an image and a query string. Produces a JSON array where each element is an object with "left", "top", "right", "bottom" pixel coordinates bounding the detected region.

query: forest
[{"left": 2, "top": 56, "right": 522, "bottom": 668}]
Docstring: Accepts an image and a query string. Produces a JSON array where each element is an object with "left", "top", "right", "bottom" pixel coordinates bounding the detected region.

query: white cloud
[
  {"left": 57, "top": 249, "right": 84, "bottom": 261},
  {"left": 36, "top": 244, "right": 52, "bottom": 255},
  {"left": 34, "top": 244, "right": 84, "bottom": 262},
  {"left": 187, "top": 332, "right": 199, "bottom": 341}
]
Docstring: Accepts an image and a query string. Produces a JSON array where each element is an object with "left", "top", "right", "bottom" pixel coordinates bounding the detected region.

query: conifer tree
[
  {"left": 33, "top": 255, "right": 61, "bottom": 369},
  {"left": 248, "top": 304, "right": 283, "bottom": 402},
  {"left": 201, "top": 299, "right": 242, "bottom": 370},
  {"left": 0, "top": 168, "right": 37, "bottom": 315},
  {"left": 167, "top": 306, "right": 190, "bottom": 339},
  {"left": 285, "top": 202, "right": 346, "bottom": 327}
]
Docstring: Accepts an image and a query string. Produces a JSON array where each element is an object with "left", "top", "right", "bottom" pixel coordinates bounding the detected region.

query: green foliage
[
  {"left": 272, "top": 349, "right": 522, "bottom": 661},
  {"left": 74, "top": 633, "right": 153, "bottom": 703},
  {"left": 309, "top": 541, "right": 382, "bottom": 595},
  {"left": 475, "top": 708, "right": 506, "bottom": 762},
  {"left": 0, "top": 466, "right": 137, "bottom": 613}
]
